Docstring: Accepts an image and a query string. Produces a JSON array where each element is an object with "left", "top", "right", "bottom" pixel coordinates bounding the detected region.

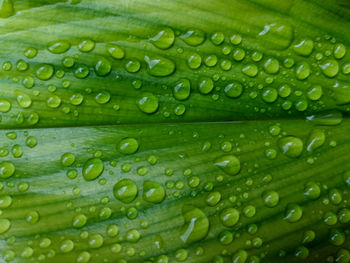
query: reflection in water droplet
[{"left": 257, "top": 23, "right": 293, "bottom": 50}]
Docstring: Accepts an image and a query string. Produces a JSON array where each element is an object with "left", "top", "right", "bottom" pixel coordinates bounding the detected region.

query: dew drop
[
  {"left": 78, "top": 39, "right": 95, "bottom": 52},
  {"left": 295, "top": 62, "right": 311, "bottom": 80},
  {"left": 320, "top": 59, "right": 339, "bottom": 77},
  {"left": 180, "top": 205, "right": 209, "bottom": 244},
  {"left": 0, "top": 218, "right": 10, "bottom": 234},
  {"left": 0, "top": 161, "right": 15, "bottom": 179},
  {"left": 180, "top": 29, "right": 206, "bottom": 46},
  {"left": 106, "top": 44, "right": 125, "bottom": 59},
  {"left": 136, "top": 92, "right": 159, "bottom": 114},
  {"left": 278, "top": 136, "right": 303, "bottom": 158},
  {"left": 150, "top": 28, "right": 175, "bottom": 49},
  {"left": 0, "top": 99, "right": 11, "bottom": 113},
  {"left": 82, "top": 158, "right": 104, "bottom": 181},
  {"left": 95, "top": 57, "right": 111, "bottom": 76},
  {"left": 47, "top": 40, "right": 70, "bottom": 54},
  {"left": 113, "top": 179, "right": 138, "bottom": 203},
  {"left": 35, "top": 64, "right": 54, "bottom": 80},
  {"left": 15, "top": 90, "right": 32, "bottom": 108},
  {"left": 304, "top": 181, "right": 321, "bottom": 200},
  {"left": 262, "top": 190, "right": 279, "bottom": 207},
  {"left": 258, "top": 23, "right": 293, "bottom": 50},
  {"left": 306, "top": 129, "right": 325, "bottom": 152},
  {"left": 144, "top": 55, "right": 175, "bottom": 76},
  {"left": 284, "top": 203, "right": 303, "bottom": 223},
  {"left": 143, "top": 181, "right": 165, "bottom": 203},
  {"left": 293, "top": 39, "right": 314, "bottom": 56},
  {"left": 173, "top": 79, "right": 191, "bottom": 100},
  {"left": 214, "top": 155, "right": 240, "bottom": 176}
]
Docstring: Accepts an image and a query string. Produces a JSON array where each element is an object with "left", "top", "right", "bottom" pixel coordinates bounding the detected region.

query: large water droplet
[
  {"left": 284, "top": 203, "right": 303, "bottom": 222},
  {"left": 220, "top": 207, "right": 240, "bottom": 227},
  {"left": 180, "top": 29, "right": 205, "bottom": 46},
  {"left": 306, "top": 110, "right": 343, "bottom": 125},
  {"left": 173, "top": 79, "right": 191, "bottom": 101},
  {"left": 257, "top": 23, "right": 293, "bottom": 50},
  {"left": 293, "top": 39, "right": 314, "bottom": 56},
  {"left": 143, "top": 181, "right": 165, "bottom": 203},
  {"left": 0, "top": 99, "right": 11, "bottom": 113},
  {"left": 47, "top": 40, "right": 70, "bottom": 54},
  {"left": 179, "top": 205, "right": 209, "bottom": 244},
  {"left": 144, "top": 55, "right": 175, "bottom": 77},
  {"left": 118, "top": 137, "right": 139, "bottom": 155},
  {"left": 150, "top": 28, "right": 175, "bottom": 49},
  {"left": 306, "top": 129, "right": 325, "bottom": 152},
  {"left": 15, "top": 90, "right": 32, "bottom": 108},
  {"left": 278, "top": 136, "right": 303, "bottom": 158},
  {"left": 0, "top": 161, "right": 15, "bottom": 179},
  {"left": 320, "top": 59, "right": 339, "bottom": 77},
  {"left": 224, "top": 82, "right": 243, "bottom": 98},
  {"left": 113, "top": 179, "right": 138, "bottom": 203},
  {"left": 35, "top": 64, "right": 54, "bottom": 80},
  {"left": 82, "top": 158, "right": 104, "bottom": 181},
  {"left": 214, "top": 155, "right": 240, "bottom": 176},
  {"left": 136, "top": 92, "right": 159, "bottom": 114}
]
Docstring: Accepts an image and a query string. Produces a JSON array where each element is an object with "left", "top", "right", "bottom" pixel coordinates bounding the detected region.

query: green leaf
[{"left": 0, "top": 0, "right": 350, "bottom": 263}]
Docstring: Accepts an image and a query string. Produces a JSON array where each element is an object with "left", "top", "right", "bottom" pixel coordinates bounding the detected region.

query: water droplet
[
  {"left": 26, "top": 211, "right": 39, "bottom": 224},
  {"left": 15, "top": 90, "right": 32, "bottom": 108},
  {"left": 21, "top": 247, "right": 34, "bottom": 258},
  {"left": 338, "top": 208, "right": 350, "bottom": 223},
  {"left": 214, "top": 155, "right": 240, "bottom": 176},
  {"left": 26, "top": 136, "right": 37, "bottom": 148},
  {"left": 204, "top": 55, "right": 218, "bottom": 67},
  {"left": 284, "top": 203, "right": 303, "bottom": 222},
  {"left": 143, "top": 181, "right": 165, "bottom": 203},
  {"left": 242, "top": 64, "right": 258, "bottom": 77},
  {"left": 307, "top": 110, "right": 343, "bottom": 126},
  {"left": 329, "top": 188, "right": 342, "bottom": 205},
  {"left": 74, "top": 65, "right": 89, "bottom": 79},
  {"left": 117, "top": 138, "right": 139, "bottom": 155},
  {"left": 88, "top": 234, "right": 104, "bottom": 248},
  {"left": 263, "top": 58, "right": 280, "bottom": 74},
  {"left": 175, "top": 249, "right": 188, "bottom": 262},
  {"left": 320, "top": 59, "right": 339, "bottom": 77},
  {"left": 295, "top": 246, "right": 309, "bottom": 259},
  {"left": 107, "top": 224, "right": 119, "bottom": 237},
  {"left": 306, "top": 129, "right": 325, "bottom": 152},
  {"left": 94, "top": 91, "right": 111, "bottom": 105},
  {"left": 302, "top": 230, "right": 315, "bottom": 244},
  {"left": 95, "top": 57, "right": 111, "bottom": 76},
  {"left": 60, "top": 240, "right": 74, "bottom": 253},
  {"left": 262, "top": 87, "right": 278, "bottom": 103},
  {"left": 293, "top": 39, "right": 314, "bottom": 56},
  {"left": 78, "top": 39, "right": 95, "bottom": 52},
  {"left": 82, "top": 158, "right": 104, "bottom": 181},
  {"left": 0, "top": 161, "right": 15, "bottom": 179},
  {"left": 211, "top": 32, "right": 224, "bottom": 45},
  {"left": 173, "top": 79, "right": 191, "bottom": 101},
  {"left": 220, "top": 59, "right": 232, "bottom": 71},
  {"left": 220, "top": 207, "right": 240, "bottom": 227},
  {"left": 136, "top": 92, "right": 159, "bottom": 114},
  {"left": 304, "top": 181, "right": 321, "bottom": 200},
  {"left": 125, "top": 59, "right": 141, "bottom": 73},
  {"left": 144, "top": 55, "right": 175, "bottom": 76},
  {"left": 258, "top": 23, "right": 293, "bottom": 50},
  {"left": 35, "top": 64, "right": 54, "bottom": 80},
  {"left": 0, "top": 195, "right": 12, "bottom": 208},
  {"left": 0, "top": 99, "right": 11, "bottom": 113},
  {"left": 0, "top": 218, "right": 10, "bottom": 234},
  {"left": 262, "top": 190, "right": 279, "bottom": 207},
  {"left": 113, "top": 179, "right": 138, "bottom": 203},
  {"left": 232, "top": 48, "right": 245, "bottom": 61},
  {"left": 198, "top": 77, "right": 214, "bottom": 94},
  {"left": 323, "top": 211, "right": 337, "bottom": 225},
  {"left": 73, "top": 214, "right": 87, "bottom": 228},
  {"left": 47, "top": 40, "right": 70, "bottom": 54},
  {"left": 243, "top": 205, "right": 256, "bottom": 218},
  {"left": 60, "top": 152, "right": 75, "bottom": 167},
  {"left": 77, "top": 251, "right": 91, "bottom": 263},
  {"left": 180, "top": 205, "right": 209, "bottom": 244},
  {"left": 126, "top": 229, "right": 141, "bottom": 242},
  {"left": 47, "top": 95, "right": 61, "bottom": 108},
  {"left": 180, "top": 29, "right": 206, "bottom": 46},
  {"left": 295, "top": 62, "right": 311, "bottom": 80},
  {"left": 232, "top": 249, "right": 248, "bottom": 263},
  {"left": 150, "top": 28, "right": 175, "bottom": 49},
  {"left": 278, "top": 136, "right": 303, "bottom": 158},
  {"left": 307, "top": 85, "right": 323, "bottom": 101},
  {"left": 187, "top": 52, "right": 202, "bottom": 69},
  {"left": 334, "top": 43, "right": 346, "bottom": 59},
  {"left": 70, "top": 93, "right": 84, "bottom": 105},
  {"left": 0, "top": 0, "right": 14, "bottom": 18},
  {"left": 106, "top": 44, "right": 125, "bottom": 59},
  {"left": 206, "top": 192, "right": 221, "bottom": 206},
  {"left": 330, "top": 229, "right": 345, "bottom": 246},
  {"left": 224, "top": 82, "right": 243, "bottom": 98}
]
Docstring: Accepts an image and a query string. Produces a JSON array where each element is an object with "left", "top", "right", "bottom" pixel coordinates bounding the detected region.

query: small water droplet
[
  {"left": 143, "top": 181, "right": 165, "bottom": 203},
  {"left": 284, "top": 203, "right": 303, "bottom": 222},
  {"left": 47, "top": 40, "right": 70, "bottom": 54},
  {"left": 144, "top": 55, "right": 175, "bottom": 76},
  {"left": 278, "top": 136, "right": 303, "bottom": 158},
  {"left": 180, "top": 29, "right": 205, "bottom": 46},
  {"left": 136, "top": 92, "right": 159, "bottom": 114},
  {"left": 293, "top": 39, "right": 314, "bottom": 56},
  {"left": 35, "top": 64, "right": 54, "bottom": 80},
  {"left": 0, "top": 161, "right": 15, "bottom": 178},
  {"left": 306, "top": 129, "right": 325, "bottom": 152},
  {"left": 106, "top": 44, "right": 125, "bottom": 59},
  {"left": 320, "top": 59, "right": 339, "bottom": 77}
]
